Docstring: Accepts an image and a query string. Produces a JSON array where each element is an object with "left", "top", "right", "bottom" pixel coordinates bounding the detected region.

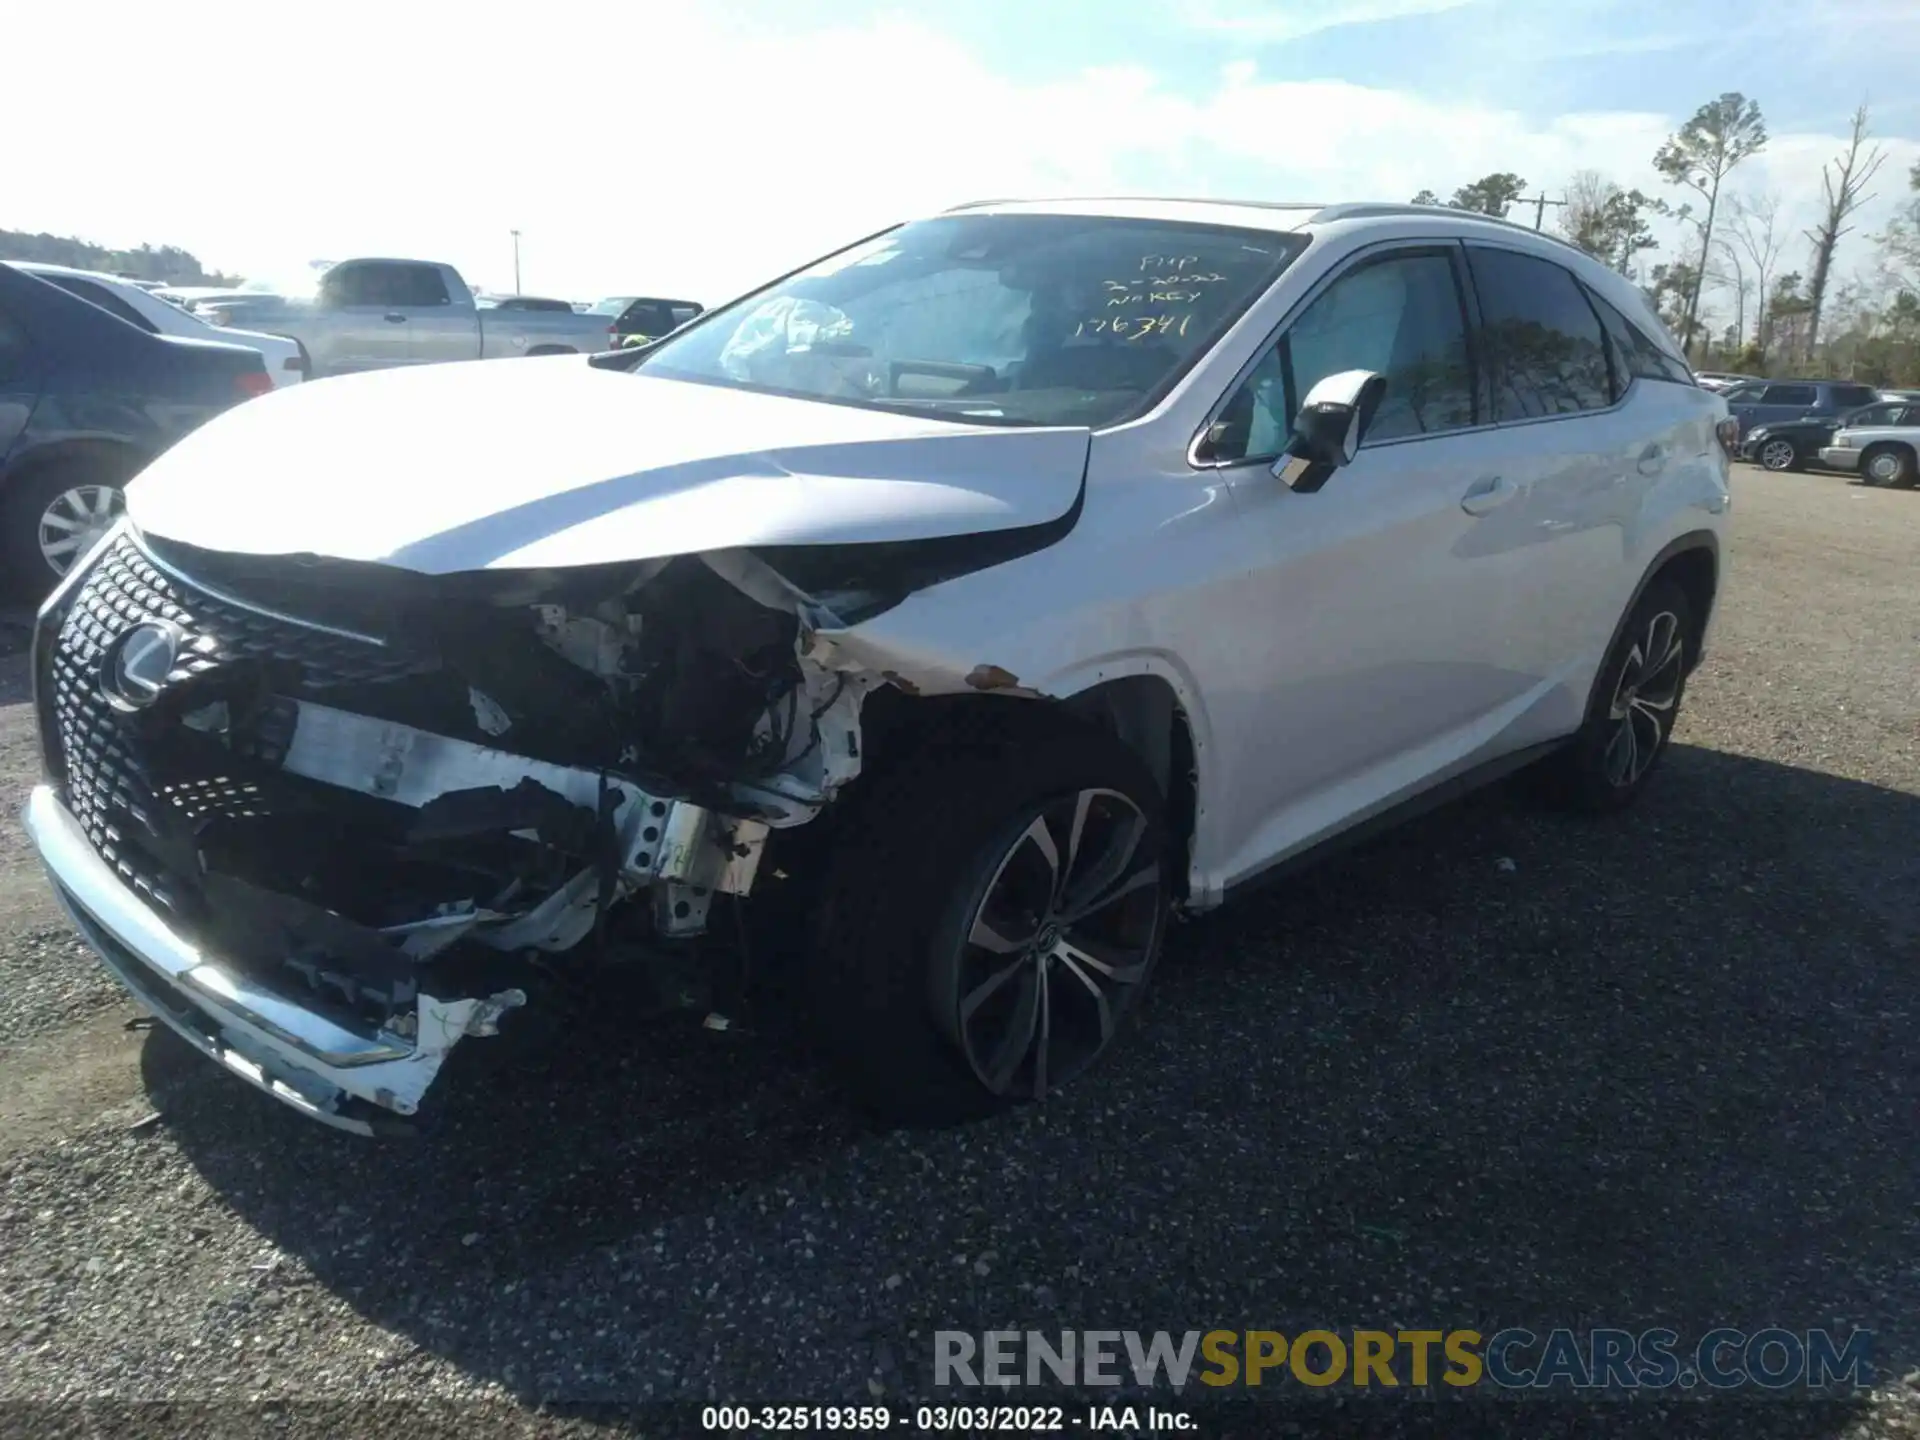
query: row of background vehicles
[
  {"left": 1714, "top": 376, "right": 1920, "bottom": 486},
  {"left": 0, "top": 256, "right": 705, "bottom": 599}
]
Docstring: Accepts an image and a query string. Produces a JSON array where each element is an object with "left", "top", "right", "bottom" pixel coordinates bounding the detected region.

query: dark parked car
[
  {"left": 0, "top": 264, "right": 273, "bottom": 600},
  {"left": 605, "top": 296, "right": 702, "bottom": 348},
  {"left": 1741, "top": 398, "right": 1920, "bottom": 472},
  {"left": 1722, "top": 378, "right": 1882, "bottom": 441}
]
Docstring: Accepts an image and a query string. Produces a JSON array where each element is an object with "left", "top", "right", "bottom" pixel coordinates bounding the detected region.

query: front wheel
[
  {"left": 1862, "top": 444, "right": 1917, "bottom": 489},
  {"left": 1756, "top": 437, "right": 1800, "bottom": 472},
  {"left": 806, "top": 717, "right": 1170, "bottom": 1124},
  {"left": 1537, "top": 580, "right": 1693, "bottom": 813}
]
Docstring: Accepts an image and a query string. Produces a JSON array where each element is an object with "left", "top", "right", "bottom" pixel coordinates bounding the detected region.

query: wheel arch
[
  {"left": 1860, "top": 438, "right": 1919, "bottom": 479},
  {"left": 0, "top": 435, "right": 152, "bottom": 497},
  {"left": 1610, "top": 531, "right": 1719, "bottom": 679},
  {"left": 847, "top": 664, "right": 1207, "bottom": 906}
]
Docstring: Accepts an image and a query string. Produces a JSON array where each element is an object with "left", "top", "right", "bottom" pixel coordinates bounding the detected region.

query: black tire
[
  {"left": 1861, "top": 443, "right": 1917, "bottom": 489},
  {"left": 1755, "top": 436, "right": 1801, "bottom": 472},
  {"left": 1, "top": 453, "right": 136, "bottom": 604},
  {"left": 1537, "top": 579, "right": 1694, "bottom": 814},
  {"left": 805, "top": 709, "right": 1170, "bottom": 1125}
]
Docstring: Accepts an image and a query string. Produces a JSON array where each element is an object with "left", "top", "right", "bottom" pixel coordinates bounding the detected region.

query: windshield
[
  {"left": 590, "top": 296, "right": 637, "bottom": 316},
  {"left": 636, "top": 213, "right": 1306, "bottom": 427}
]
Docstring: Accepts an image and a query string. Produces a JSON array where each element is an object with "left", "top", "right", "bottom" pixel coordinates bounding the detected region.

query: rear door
[
  {"left": 1452, "top": 243, "right": 1651, "bottom": 728},
  {"left": 1753, "top": 381, "right": 1818, "bottom": 429},
  {"left": 392, "top": 264, "right": 476, "bottom": 364}
]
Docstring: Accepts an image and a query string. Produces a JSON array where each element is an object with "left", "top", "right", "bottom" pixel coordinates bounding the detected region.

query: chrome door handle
[{"left": 1460, "top": 475, "right": 1518, "bottom": 516}]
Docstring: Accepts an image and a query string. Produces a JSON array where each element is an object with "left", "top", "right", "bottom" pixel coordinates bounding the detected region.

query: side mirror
[{"left": 1272, "top": 370, "right": 1387, "bottom": 493}]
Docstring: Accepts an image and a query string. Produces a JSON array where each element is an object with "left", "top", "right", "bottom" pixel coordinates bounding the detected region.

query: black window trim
[
  {"left": 1188, "top": 237, "right": 1486, "bottom": 471},
  {"left": 1455, "top": 238, "right": 1637, "bottom": 433}
]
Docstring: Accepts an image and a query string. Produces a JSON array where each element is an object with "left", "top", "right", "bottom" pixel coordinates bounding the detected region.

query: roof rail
[
  {"left": 1306, "top": 202, "right": 1590, "bottom": 255},
  {"left": 941, "top": 196, "right": 1330, "bottom": 215}
]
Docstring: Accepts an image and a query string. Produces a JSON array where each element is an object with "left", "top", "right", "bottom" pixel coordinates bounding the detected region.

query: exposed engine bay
[{"left": 34, "top": 529, "right": 908, "bottom": 1127}]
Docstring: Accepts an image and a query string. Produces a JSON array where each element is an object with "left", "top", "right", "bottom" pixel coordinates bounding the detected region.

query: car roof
[
  {"left": 942, "top": 196, "right": 1595, "bottom": 253},
  {"left": 8, "top": 261, "right": 135, "bottom": 286}
]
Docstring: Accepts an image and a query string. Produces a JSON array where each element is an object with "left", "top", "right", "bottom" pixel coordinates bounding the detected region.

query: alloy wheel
[
  {"left": 940, "top": 787, "right": 1163, "bottom": 1099},
  {"left": 1759, "top": 439, "right": 1796, "bottom": 471},
  {"left": 38, "top": 485, "right": 124, "bottom": 576},
  {"left": 1604, "top": 609, "right": 1685, "bottom": 789}
]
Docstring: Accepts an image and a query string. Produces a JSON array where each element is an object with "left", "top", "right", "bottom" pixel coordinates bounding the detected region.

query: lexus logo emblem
[{"left": 102, "top": 622, "right": 183, "bottom": 711}]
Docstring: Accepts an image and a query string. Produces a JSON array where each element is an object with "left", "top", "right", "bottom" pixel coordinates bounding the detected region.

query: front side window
[
  {"left": 387, "top": 264, "right": 451, "bottom": 307},
  {"left": 1206, "top": 249, "right": 1475, "bottom": 463},
  {"left": 638, "top": 214, "right": 1306, "bottom": 428},
  {"left": 1466, "top": 246, "right": 1613, "bottom": 419},
  {"left": 1763, "top": 384, "right": 1818, "bottom": 407}
]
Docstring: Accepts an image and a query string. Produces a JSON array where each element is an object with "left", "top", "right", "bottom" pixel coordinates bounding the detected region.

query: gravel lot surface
[{"left": 0, "top": 467, "right": 1916, "bottom": 1438}]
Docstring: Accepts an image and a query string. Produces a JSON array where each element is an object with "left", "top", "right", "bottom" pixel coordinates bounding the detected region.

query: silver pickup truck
[{"left": 199, "top": 258, "right": 611, "bottom": 378}]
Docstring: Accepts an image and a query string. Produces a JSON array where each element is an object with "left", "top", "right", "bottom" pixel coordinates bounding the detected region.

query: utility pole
[
  {"left": 1518, "top": 194, "right": 1567, "bottom": 231},
  {"left": 510, "top": 229, "right": 522, "bottom": 294}
]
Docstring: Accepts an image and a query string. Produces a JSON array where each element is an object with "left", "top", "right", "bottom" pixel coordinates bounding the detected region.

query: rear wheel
[
  {"left": 1538, "top": 580, "right": 1693, "bottom": 814},
  {"left": 2, "top": 456, "right": 134, "bottom": 602},
  {"left": 1757, "top": 437, "right": 1800, "bottom": 472},
  {"left": 1862, "top": 444, "right": 1917, "bottom": 489},
  {"left": 806, "top": 714, "right": 1170, "bottom": 1124}
]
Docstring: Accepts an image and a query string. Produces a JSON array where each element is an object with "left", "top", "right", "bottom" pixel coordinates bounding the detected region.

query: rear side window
[
  {"left": 385, "top": 264, "right": 451, "bottom": 307},
  {"left": 1584, "top": 288, "right": 1692, "bottom": 390},
  {"left": 1762, "top": 384, "right": 1817, "bottom": 407},
  {"left": 1830, "top": 384, "right": 1879, "bottom": 410},
  {"left": 49, "top": 277, "right": 159, "bottom": 333},
  {"left": 1465, "top": 246, "right": 1612, "bottom": 418}
]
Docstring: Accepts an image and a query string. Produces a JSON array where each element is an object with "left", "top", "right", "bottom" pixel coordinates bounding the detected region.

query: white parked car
[
  {"left": 24, "top": 199, "right": 1733, "bottom": 1135},
  {"left": 1818, "top": 410, "right": 1920, "bottom": 487},
  {"left": 13, "top": 264, "right": 308, "bottom": 387}
]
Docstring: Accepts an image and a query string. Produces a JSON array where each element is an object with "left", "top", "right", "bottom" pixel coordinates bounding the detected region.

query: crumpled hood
[{"left": 126, "top": 356, "right": 1091, "bottom": 574}]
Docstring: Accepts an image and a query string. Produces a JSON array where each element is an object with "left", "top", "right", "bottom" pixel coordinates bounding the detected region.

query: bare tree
[
  {"left": 1804, "top": 103, "right": 1888, "bottom": 360},
  {"left": 1655, "top": 93, "right": 1768, "bottom": 357},
  {"left": 1559, "top": 169, "right": 1659, "bottom": 274},
  {"left": 1724, "top": 192, "right": 1786, "bottom": 359},
  {"left": 1714, "top": 239, "right": 1750, "bottom": 351}
]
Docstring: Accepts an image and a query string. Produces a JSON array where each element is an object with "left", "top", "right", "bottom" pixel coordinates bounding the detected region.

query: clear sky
[{"left": 7, "top": 0, "right": 1917, "bottom": 315}]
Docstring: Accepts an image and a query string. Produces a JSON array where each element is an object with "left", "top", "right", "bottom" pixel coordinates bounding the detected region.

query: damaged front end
[{"left": 26, "top": 524, "right": 879, "bottom": 1133}]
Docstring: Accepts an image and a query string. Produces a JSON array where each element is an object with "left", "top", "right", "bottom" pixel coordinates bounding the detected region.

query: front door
[
  {"left": 1193, "top": 243, "right": 1543, "bottom": 883},
  {"left": 313, "top": 262, "right": 411, "bottom": 373}
]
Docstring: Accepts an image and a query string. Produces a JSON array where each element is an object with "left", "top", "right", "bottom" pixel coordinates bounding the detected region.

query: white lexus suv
[{"left": 24, "top": 199, "right": 1733, "bottom": 1134}]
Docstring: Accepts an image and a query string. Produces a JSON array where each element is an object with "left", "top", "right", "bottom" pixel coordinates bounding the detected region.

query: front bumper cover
[
  {"left": 24, "top": 783, "right": 523, "bottom": 1135},
  {"left": 1817, "top": 446, "right": 1862, "bottom": 471}
]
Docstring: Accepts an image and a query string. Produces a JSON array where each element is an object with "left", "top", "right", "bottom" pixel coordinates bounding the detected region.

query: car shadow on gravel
[{"left": 143, "top": 742, "right": 1919, "bottom": 1417}]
